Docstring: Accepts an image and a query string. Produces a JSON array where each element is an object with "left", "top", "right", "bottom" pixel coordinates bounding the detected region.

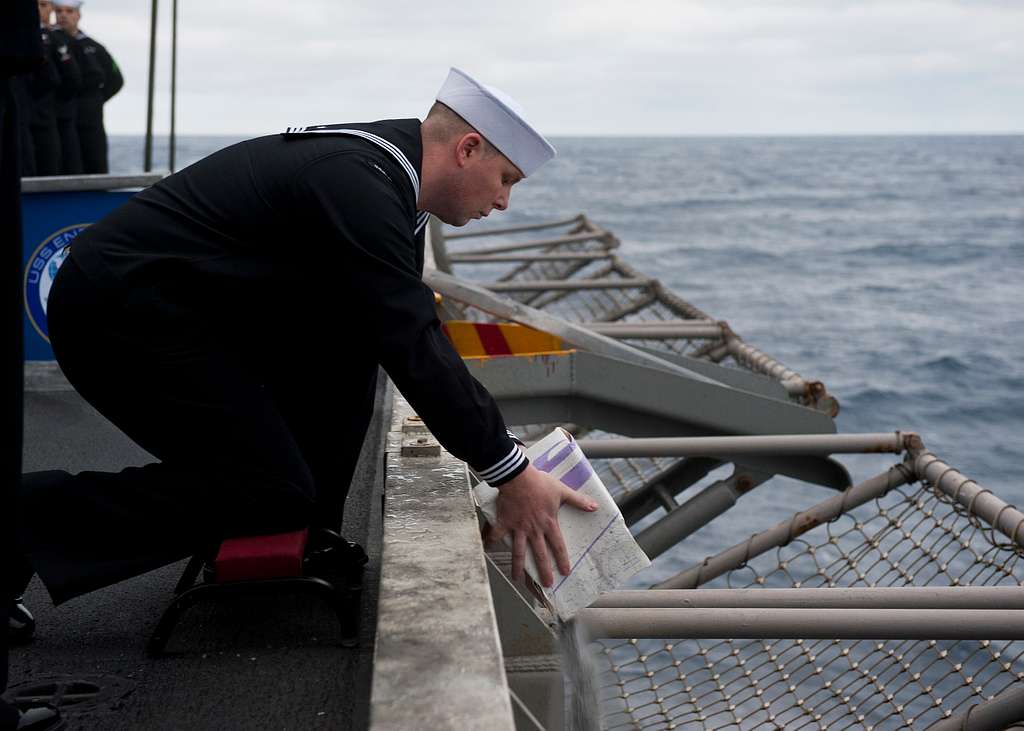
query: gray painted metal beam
[
  {"left": 584, "top": 322, "right": 724, "bottom": 339},
  {"left": 592, "top": 586, "right": 1024, "bottom": 609},
  {"left": 443, "top": 214, "right": 585, "bottom": 239},
  {"left": 449, "top": 231, "right": 611, "bottom": 255},
  {"left": 926, "top": 683, "right": 1024, "bottom": 731},
  {"left": 577, "top": 432, "right": 904, "bottom": 458},
  {"left": 635, "top": 469, "right": 772, "bottom": 559},
  {"left": 469, "top": 350, "right": 845, "bottom": 489},
  {"left": 738, "top": 454, "right": 850, "bottom": 491},
  {"left": 465, "top": 350, "right": 836, "bottom": 439},
  {"left": 21, "top": 173, "right": 164, "bottom": 192},
  {"left": 617, "top": 457, "right": 721, "bottom": 526},
  {"left": 450, "top": 252, "right": 612, "bottom": 263},
  {"left": 577, "top": 607, "right": 1024, "bottom": 640},
  {"left": 483, "top": 277, "right": 650, "bottom": 292},
  {"left": 632, "top": 345, "right": 791, "bottom": 401},
  {"left": 910, "top": 440, "right": 1024, "bottom": 548}
]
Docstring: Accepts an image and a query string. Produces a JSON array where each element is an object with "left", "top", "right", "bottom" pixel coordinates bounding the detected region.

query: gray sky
[{"left": 82, "top": 0, "right": 1023, "bottom": 136}]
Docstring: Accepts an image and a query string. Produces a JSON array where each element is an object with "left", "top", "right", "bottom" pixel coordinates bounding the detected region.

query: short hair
[{"left": 424, "top": 102, "right": 497, "bottom": 156}]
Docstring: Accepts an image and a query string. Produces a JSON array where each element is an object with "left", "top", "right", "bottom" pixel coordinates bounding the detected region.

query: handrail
[
  {"left": 443, "top": 214, "right": 586, "bottom": 239},
  {"left": 21, "top": 173, "right": 165, "bottom": 193},
  {"left": 447, "top": 230, "right": 614, "bottom": 256}
]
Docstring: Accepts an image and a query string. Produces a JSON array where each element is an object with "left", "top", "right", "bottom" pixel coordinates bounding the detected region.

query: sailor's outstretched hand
[{"left": 484, "top": 463, "right": 598, "bottom": 587}]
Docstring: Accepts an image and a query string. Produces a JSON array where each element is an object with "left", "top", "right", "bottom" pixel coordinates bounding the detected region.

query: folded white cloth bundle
[{"left": 475, "top": 427, "right": 651, "bottom": 620}]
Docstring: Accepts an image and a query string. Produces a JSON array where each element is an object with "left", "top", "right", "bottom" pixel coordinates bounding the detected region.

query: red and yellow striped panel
[{"left": 442, "top": 321, "right": 570, "bottom": 358}]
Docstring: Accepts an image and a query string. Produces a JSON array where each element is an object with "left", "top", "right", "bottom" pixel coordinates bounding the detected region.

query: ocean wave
[
  {"left": 917, "top": 355, "right": 970, "bottom": 373},
  {"left": 672, "top": 246, "right": 781, "bottom": 262},
  {"left": 842, "top": 387, "right": 906, "bottom": 404},
  {"left": 839, "top": 241, "right": 1002, "bottom": 262}
]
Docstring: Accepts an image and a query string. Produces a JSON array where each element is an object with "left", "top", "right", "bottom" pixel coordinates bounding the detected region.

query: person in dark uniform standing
[
  {"left": 49, "top": 1, "right": 84, "bottom": 175},
  {"left": 11, "top": 68, "right": 596, "bottom": 634},
  {"left": 53, "top": 0, "right": 119, "bottom": 174},
  {"left": 27, "top": 0, "right": 80, "bottom": 176},
  {"left": 24, "top": 0, "right": 76, "bottom": 176}
]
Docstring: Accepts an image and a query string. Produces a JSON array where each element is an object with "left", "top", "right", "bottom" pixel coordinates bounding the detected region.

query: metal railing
[
  {"left": 583, "top": 434, "right": 1024, "bottom": 730},
  {"left": 408, "top": 216, "right": 1024, "bottom": 730},
  {"left": 430, "top": 214, "right": 837, "bottom": 416}
]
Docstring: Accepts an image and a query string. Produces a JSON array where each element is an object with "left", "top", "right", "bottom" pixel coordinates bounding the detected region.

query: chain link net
[
  {"left": 438, "top": 218, "right": 1024, "bottom": 728},
  {"left": 594, "top": 476, "right": 1024, "bottom": 730},
  {"left": 445, "top": 221, "right": 731, "bottom": 363}
]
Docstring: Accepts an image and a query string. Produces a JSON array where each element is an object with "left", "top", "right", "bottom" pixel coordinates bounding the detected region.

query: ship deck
[
  {"left": 9, "top": 373, "right": 390, "bottom": 729},
  {"left": 8, "top": 203, "right": 1024, "bottom": 730}
]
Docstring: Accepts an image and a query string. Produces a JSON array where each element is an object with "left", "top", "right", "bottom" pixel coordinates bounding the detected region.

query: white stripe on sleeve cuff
[{"left": 478, "top": 444, "right": 527, "bottom": 485}]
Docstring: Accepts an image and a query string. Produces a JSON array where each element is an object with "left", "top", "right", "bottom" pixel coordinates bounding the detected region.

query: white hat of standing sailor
[
  {"left": 52, "top": 0, "right": 84, "bottom": 7},
  {"left": 436, "top": 67, "right": 556, "bottom": 177}
]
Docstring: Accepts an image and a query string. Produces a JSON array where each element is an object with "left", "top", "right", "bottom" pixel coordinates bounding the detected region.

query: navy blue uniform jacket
[{"left": 69, "top": 119, "right": 527, "bottom": 485}]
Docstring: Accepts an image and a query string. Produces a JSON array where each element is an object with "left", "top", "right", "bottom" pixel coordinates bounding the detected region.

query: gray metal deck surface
[{"left": 5, "top": 373, "right": 388, "bottom": 730}]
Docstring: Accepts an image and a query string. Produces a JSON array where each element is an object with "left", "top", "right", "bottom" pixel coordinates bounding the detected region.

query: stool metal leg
[
  {"left": 148, "top": 582, "right": 223, "bottom": 656},
  {"left": 149, "top": 575, "right": 362, "bottom": 656},
  {"left": 173, "top": 554, "right": 205, "bottom": 595}
]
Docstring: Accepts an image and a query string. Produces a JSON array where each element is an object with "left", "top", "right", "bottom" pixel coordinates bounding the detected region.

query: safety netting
[
  {"left": 434, "top": 217, "right": 1024, "bottom": 729},
  {"left": 593, "top": 474, "right": 1024, "bottom": 730}
]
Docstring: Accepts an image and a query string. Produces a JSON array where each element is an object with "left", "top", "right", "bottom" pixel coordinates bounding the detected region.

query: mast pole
[
  {"left": 169, "top": 0, "right": 177, "bottom": 172},
  {"left": 144, "top": 0, "right": 158, "bottom": 171}
]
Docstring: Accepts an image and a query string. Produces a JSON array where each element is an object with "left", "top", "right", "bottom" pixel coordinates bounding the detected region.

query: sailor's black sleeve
[
  {"left": 74, "top": 39, "right": 103, "bottom": 93},
  {"left": 294, "top": 152, "right": 528, "bottom": 486},
  {"left": 96, "top": 43, "right": 122, "bottom": 101}
]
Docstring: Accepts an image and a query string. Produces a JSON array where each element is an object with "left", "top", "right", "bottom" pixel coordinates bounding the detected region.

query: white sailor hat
[
  {"left": 436, "top": 67, "right": 556, "bottom": 177},
  {"left": 52, "top": 0, "right": 84, "bottom": 8}
]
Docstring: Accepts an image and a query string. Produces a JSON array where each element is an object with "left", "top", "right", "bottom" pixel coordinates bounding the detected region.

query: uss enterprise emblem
[{"left": 24, "top": 224, "right": 87, "bottom": 342}]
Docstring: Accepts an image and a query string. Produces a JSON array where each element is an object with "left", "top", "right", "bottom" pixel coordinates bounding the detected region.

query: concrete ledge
[{"left": 369, "top": 389, "right": 514, "bottom": 730}]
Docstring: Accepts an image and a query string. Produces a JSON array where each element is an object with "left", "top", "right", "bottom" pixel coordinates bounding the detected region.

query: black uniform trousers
[
  {"left": 17, "top": 256, "right": 379, "bottom": 604},
  {"left": 55, "top": 113, "right": 80, "bottom": 175},
  {"left": 76, "top": 97, "right": 106, "bottom": 174},
  {"left": 29, "top": 117, "right": 61, "bottom": 176},
  {"left": 77, "top": 120, "right": 106, "bottom": 174}
]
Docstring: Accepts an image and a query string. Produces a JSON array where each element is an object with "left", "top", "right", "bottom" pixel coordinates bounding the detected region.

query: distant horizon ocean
[{"left": 108, "top": 133, "right": 1024, "bottom": 572}]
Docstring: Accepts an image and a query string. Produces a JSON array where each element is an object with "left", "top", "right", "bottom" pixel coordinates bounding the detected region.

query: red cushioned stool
[{"left": 148, "top": 528, "right": 363, "bottom": 656}]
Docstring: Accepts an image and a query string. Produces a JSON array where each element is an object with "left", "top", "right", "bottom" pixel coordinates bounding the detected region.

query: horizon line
[{"left": 108, "top": 130, "right": 1024, "bottom": 139}]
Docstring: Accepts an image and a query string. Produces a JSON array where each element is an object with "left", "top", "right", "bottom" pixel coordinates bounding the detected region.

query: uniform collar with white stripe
[{"left": 284, "top": 121, "right": 428, "bottom": 235}]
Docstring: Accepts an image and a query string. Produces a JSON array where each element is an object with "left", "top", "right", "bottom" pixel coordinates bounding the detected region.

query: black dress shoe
[
  {"left": 8, "top": 596, "right": 35, "bottom": 645},
  {"left": 0, "top": 700, "right": 64, "bottom": 731},
  {"left": 304, "top": 530, "right": 368, "bottom": 590},
  {"left": 15, "top": 705, "right": 65, "bottom": 731}
]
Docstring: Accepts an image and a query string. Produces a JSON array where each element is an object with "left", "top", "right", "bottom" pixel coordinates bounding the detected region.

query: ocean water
[{"left": 109, "top": 134, "right": 1024, "bottom": 572}]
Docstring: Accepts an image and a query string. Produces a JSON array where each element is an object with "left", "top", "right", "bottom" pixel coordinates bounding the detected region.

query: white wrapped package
[{"left": 474, "top": 428, "right": 651, "bottom": 620}]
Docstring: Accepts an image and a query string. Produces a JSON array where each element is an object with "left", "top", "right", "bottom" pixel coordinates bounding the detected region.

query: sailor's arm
[
  {"left": 296, "top": 154, "right": 520, "bottom": 472},
  {"left": 296, "top": 152, "right": 594, "bottom": 582},
  {"left": 97, "top": 42, "right": 122, "bottom": 101}
]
